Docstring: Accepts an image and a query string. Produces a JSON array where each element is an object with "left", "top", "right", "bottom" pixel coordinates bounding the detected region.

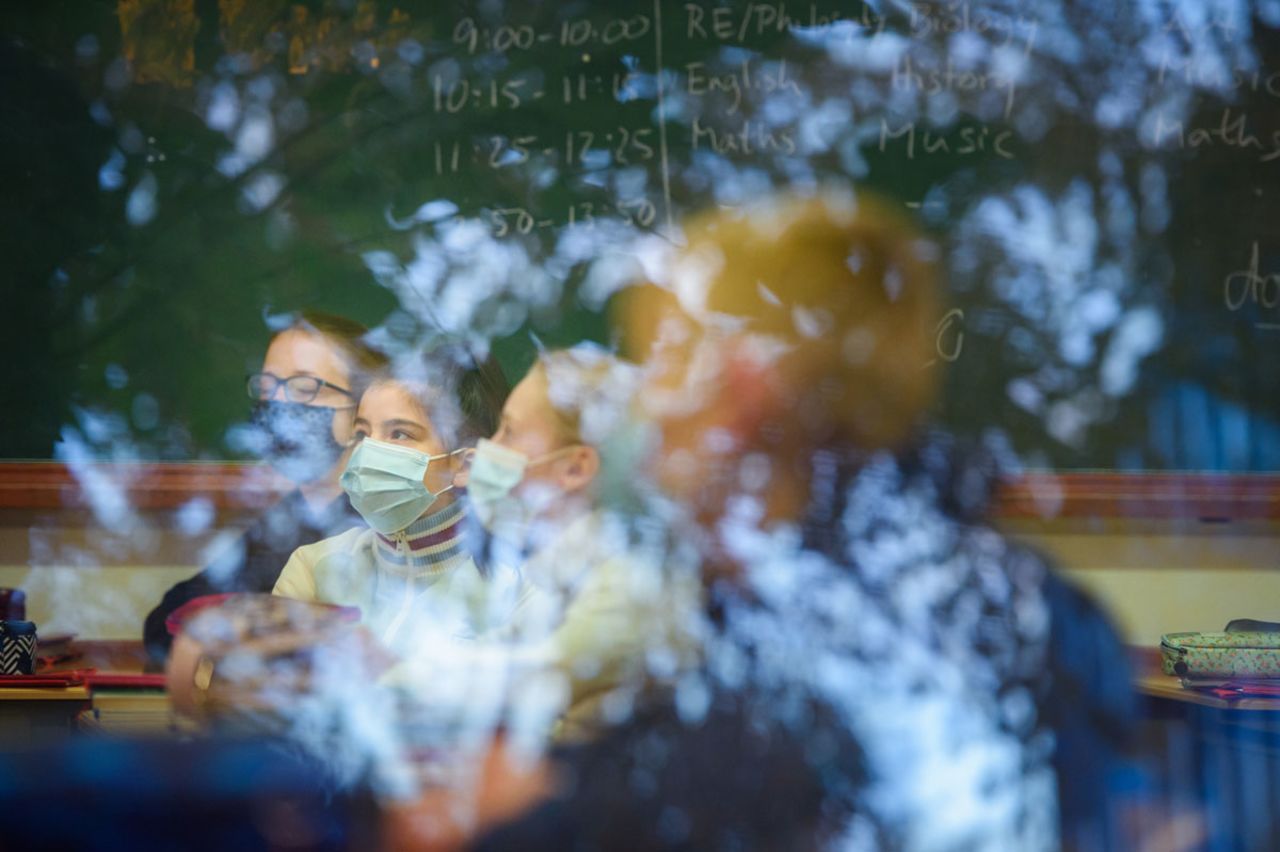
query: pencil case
[
  {"left": 1160, "top": 631, "right": 1280, "bottom": 678},
  {"left": 0, "top": 621, "right": 38, "bottom": 675}
]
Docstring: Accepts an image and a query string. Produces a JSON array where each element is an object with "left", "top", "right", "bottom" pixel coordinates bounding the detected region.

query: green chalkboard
[{"left": 2, "top": 0, "right": 1278, "bottom": 469}]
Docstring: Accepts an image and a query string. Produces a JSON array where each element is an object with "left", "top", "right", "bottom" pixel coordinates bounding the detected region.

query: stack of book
[{"left": 78, "top": 688, "right": 175, "bottom": 736}]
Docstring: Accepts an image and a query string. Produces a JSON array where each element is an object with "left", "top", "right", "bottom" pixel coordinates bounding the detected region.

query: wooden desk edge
[{"left": 0, "top": 685, "right": 91, "bottom": 701}]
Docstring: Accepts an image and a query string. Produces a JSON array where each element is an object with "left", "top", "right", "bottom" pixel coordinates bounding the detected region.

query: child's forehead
[
  {"left": 506, "top": 372, "right": 553, "bottom": 417},
  {"left": 359, "top": 381, "right": 432, "bottom": 423}
]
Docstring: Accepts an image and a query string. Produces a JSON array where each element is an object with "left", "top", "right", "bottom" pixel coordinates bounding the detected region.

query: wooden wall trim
[
  {"left": 1, "top": 462, "right": 1278, "bottom": 522},
  {"left": 0, "top": 461, "right": 288, "bottom": 513},
  {"left": 992, "top": 471, "right": 1280, "bottom": 522}
]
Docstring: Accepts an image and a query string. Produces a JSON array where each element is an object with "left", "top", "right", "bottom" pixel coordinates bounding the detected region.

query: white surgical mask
[
  {"left": 341, "top": 438, "right": 463, "bottom": 535},
  {"left": 466, "top": 438, "right": 576, "bottom": 534}
]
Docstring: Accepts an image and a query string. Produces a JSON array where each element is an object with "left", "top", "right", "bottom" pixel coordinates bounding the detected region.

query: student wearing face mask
[
  {"left": 272, "top": 356, "right": 505, "bottom": 655},
  {"left": 143, "top": 312, "right": 385, "bottom": 662},
  {"left": 386, "top": 346, "right": 700, "bottom": 745}
]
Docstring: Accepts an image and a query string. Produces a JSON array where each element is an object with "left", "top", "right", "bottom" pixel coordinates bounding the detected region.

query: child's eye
[
  {"left": 350, "top": 429, "right": 368, "bottom": 443},
  {"left": 391, "top": 429, "right": 412, "bottom": 441}
]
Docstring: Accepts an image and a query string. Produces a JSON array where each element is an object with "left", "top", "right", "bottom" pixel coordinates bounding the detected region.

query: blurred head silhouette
[{"left": 614, "top": 191, "right": 940, "bottom": 538}]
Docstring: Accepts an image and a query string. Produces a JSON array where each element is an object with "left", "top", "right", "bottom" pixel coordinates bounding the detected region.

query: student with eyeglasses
[{"left": 142, "top": 312, "right": 386, "bottom": 662}]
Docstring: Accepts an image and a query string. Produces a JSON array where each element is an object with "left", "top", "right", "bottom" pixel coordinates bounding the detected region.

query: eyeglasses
[{"left": 247, "top": 372, "right": 354, "bottom": 405}]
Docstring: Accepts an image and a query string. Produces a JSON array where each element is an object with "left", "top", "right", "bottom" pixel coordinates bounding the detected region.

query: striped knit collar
[{"left": 373, "top": 499, "right": 469, "bottom": 577}]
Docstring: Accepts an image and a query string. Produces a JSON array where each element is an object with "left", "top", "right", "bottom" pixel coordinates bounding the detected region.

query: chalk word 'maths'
[{"left": 1148, "top": 108, "right": 1280, "bottom": 163}]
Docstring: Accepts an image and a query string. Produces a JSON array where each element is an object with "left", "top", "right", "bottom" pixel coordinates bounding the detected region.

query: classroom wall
[
  {"left": 1002, "top": 519, "right": 1280, "bottom": 646},
  {"left": 0, "top": 564, "right": 200, "bottom": 641},
  {"left": 1, "top": 517, "right": 1277, "bottom": 644},
  {"left": 0, "top": 517, "right": 242, "bottom": 641}
]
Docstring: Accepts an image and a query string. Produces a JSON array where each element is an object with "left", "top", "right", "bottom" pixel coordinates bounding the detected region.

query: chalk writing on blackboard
[
  {"left": 432, "top": 75, "right": 532, "bottom": 112},
  {"left": 487, "top": 199, "right": 658, "bottom": 235},
  {"left": 907, "top": 3, "right": 1038, "bottom": 57},
  {"left": 428, "top": 129, "right": 657, "bottom": 175},
  {"left": 685, "top": 60, "right": 802, "bottom": 115},
  {"left": 926, "top": 307, "right": 965, "bottom": 367},
  {"left": 1224, "top": 241, "right": 1280, "bottom": 330},
  {"left": 1148, "top": 108, "right": 1280, "bottom": 162},
  {"left": 683, "top": 3, "right": 883, "bottom": 41},
  {"left": 1156, "top": 51, "right": 1280, "bottom": 95},
  {"left": 436, "top": 4, "right": 677, "bottom": 231},
  {"left": 452, "top": 14, "right": 653, "bottom": 54},
  {"left": 692, "top": 119, "right": 797, "bottom": 155},
  {"left": 891, "top": 56, "right": 1018, "bottom": 120},
  {"left": 879, "top": 120, "right": 1014, "bottom": 159}
]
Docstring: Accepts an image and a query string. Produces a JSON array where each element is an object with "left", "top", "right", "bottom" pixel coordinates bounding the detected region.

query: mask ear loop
[
  {"left": 525, "top": 444, "right": 585, "bottom": 471},
  {"left": 454, "top": 446, "right": 479, "bottom": 489},
  {"left": 425, "top": 446, "right": 473, "bottom": 496}
]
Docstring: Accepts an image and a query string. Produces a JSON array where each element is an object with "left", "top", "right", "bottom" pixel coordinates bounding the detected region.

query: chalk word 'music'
[
  {"left": 1224, "top": 242, "right": 1280, "bottom": 322},
  {"left": 879, "top": 119, "right": 1014, "bottom": 159}
]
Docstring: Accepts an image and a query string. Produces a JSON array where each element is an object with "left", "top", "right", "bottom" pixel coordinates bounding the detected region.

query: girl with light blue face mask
[
  {"left": 273, "top": 375, "right": 496, "bottom": 654},
  {"left": 334, "top": 378, "right": 474, "bottom": 534},
  {"left": 342, "top": 438, "right": 466, "bottom": 535}
]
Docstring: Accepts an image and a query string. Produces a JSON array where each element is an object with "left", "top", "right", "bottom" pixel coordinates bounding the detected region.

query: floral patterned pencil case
[{"left": 1160, "top": 631, "right": 1280, "bottom": 678}]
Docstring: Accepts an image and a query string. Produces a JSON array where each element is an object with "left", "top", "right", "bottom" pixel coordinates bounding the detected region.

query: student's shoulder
[{"left": 288, "top": 526, "right": 376, "bottom": 565}]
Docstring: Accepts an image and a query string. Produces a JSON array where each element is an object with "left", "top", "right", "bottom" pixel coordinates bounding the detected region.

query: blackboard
[{"left": 2, "top": 0, "right": 1278, "bottom": 470}]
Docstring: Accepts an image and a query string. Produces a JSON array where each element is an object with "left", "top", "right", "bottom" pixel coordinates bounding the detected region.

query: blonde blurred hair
[
  {"left": 617, "top": 192, "right": 940, "bottom": 450},
  {"left": 527, "top": 345, "right": 636, "bottom": 446}
]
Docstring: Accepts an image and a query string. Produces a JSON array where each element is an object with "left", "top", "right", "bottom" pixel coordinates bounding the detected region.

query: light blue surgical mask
[
  {"left": 341, "top": 438, "right": 462, "bottom": 535},
  {"left": 467, "top": 438, "right": 575, "bottom": 533}
]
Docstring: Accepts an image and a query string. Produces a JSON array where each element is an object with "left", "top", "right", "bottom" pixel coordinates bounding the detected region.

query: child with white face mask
[
  {"left": 272, "top": 363, "right": 505, "bottom": 657},
  {"left": 465, "top": 355, "right": 606, "bottom": 555},
  {"left": 385, "top": 347, "right": 702, "bottom": 746}
]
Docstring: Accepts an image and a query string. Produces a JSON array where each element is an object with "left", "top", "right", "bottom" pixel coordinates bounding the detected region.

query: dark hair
[
  {"left": 455, "top": 355, "right": 507, "bottom": 444},
  {"left": 366, "top": 346, "right": 507, "bottom": 450}
]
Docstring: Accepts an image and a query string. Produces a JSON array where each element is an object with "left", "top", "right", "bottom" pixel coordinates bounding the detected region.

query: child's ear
[
  {"left": 451, "top": 448, "right": 476, "bottom": 489},
  {"left": 558, "top": 445, "right": 600, "bottom": 493}
]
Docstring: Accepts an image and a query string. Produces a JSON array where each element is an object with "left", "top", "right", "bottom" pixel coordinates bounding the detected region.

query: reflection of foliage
[
  {"left": 218, "top": 0, "right": 290, "bottom": 68},
  {"left": 948, "top": 181, "right": 1165, "bottom": 454},
  {"left": 119, "top": 0, "right": 198, "bottom": 87},
  {"left": 4, "top": 0, "right": 1279, "bottom": 467}
]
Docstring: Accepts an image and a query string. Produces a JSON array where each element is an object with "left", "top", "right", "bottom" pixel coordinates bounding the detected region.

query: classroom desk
[
  {"left": 0, "top": 684, "right": 92, "bottom": 742},
  {"left": 1132, "top": 647, "right": 1280, "bottom": 848},
  {"left": 0, "top": 640, "right": 163, "bottom": 742}
]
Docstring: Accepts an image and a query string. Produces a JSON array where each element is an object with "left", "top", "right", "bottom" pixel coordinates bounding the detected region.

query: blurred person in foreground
[
  {"left": 399, "top": 192, "right": 1138, "bottom": 851},
  {"left": 143, "top": 312, "right": 385, "bottom": 662}
]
